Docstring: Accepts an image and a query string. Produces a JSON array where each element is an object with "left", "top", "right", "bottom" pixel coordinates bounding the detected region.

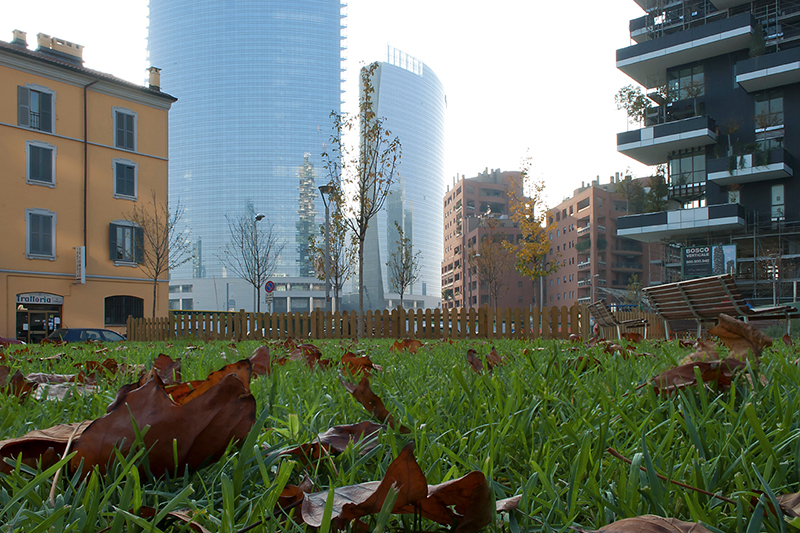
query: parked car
[
  {"left": 45, "top": 328, "right": 125, "bottom": 342},
  {"left": 0, "top": 336, "right": 25, "bottom": 345}
]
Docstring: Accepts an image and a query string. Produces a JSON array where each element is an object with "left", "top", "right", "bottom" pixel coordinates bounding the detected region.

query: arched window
[{"left": 105, "top": 295, "right": 143, "bottom": 325}]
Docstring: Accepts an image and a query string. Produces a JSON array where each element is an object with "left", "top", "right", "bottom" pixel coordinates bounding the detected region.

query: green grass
[{"left": 1, "top": 337, "right": 800, "bottom": 532}]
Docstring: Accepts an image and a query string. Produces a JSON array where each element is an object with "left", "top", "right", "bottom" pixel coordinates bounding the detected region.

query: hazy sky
[{"left": 3, "top": 0, "right": 652, "bottom": 205}]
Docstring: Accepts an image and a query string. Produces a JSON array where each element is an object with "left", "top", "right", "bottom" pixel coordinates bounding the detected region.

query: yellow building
[{"left": 0, "top": 30, "right": 176, "bottom": 342}]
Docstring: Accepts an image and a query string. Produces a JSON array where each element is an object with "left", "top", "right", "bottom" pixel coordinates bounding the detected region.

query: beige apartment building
[{"left": 0, "top": 30, "right": 176, "bottom": 341}]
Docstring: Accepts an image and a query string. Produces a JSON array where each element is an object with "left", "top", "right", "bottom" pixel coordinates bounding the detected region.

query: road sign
[
  {"left": 264, "top": 293, "right": 274, "bottom": 302},
  {"left": 264, "top": 280, "right": 275, "bottom": 293}
]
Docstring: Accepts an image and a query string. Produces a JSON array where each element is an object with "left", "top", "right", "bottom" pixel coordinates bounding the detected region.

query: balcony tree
[
  {"left": 615, "top": 85, "right": 652, "bottom": 126},
  {"left": 386, "top": 222, "right": 421, "bottom": 309},
  {"left": 129, "top": 190, "right": 192, "bottom": 318},
  {"left": 322, "top": 62, "right": 401, "bottom": 333},
  {"left": 220, "top": 214, "right": 284, "bottom": 313}
]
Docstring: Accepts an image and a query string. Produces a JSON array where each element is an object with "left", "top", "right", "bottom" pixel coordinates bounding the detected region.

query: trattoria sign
[{"left": 16, "top": 293, "right": 64, "bottom": 306}]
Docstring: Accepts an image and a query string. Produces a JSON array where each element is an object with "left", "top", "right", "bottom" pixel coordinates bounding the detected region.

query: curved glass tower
[
  {"left": 148, "top": 0, "right": 344, "bottom": 311},
  {"left": 350, "top": 47, "right": 446, "bottom": 310}
]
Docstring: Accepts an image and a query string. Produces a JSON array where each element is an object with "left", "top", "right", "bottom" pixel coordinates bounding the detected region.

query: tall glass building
[
  {"left": 148, "top": 0, "right": 344, "bottom": 312},
  {"left": 346, "top": 47, "right": 446, "bottom": 310}
]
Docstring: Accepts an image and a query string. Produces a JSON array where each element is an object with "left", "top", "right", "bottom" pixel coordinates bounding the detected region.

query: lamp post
[
  {"left": 318, "top": 184, "right": 334, "bottom": 312},
  {"left": 253, "top": 213, "right": 265, "bottom": 312}
]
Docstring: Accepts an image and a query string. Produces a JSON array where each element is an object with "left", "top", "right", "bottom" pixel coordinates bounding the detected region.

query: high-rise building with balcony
[
  {"left": 148, "top": 0, "right": 344, "bottom": 313},
  {"left": 347, "top": 47, "right": 446, "bottom": 311},
  {"left": 616, "top": 0, "right": 800, "bottom": 304}
]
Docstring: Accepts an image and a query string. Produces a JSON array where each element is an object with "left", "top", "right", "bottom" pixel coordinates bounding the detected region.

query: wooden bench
[
  {"left": 642, "top": 274, "right": 798, "bottom": 337},
  {"left": 588, "top": 301, "right": 648, "bottom": 339}
]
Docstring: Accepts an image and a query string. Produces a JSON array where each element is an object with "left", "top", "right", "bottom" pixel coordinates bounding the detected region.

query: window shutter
[
  {"left": 42, "top": 147, "right": 52, "bottom": 183},
  {"left": 126, "top": 165, "right": 135, "bottom": 197},
  {"left": 30, "top": 214, "right": 41, "bottom": 254},
  {"left": 29, "top": 145, "right": 41, "bottom": 181},
  {"left": 40, "top": 93, "right": 52, "bottom": 133},
  {"left": 41, "top": 215, "right": 52, "bottom": 255},
  {"left": 109, "top": 223, "right": 118, "bottom": 260},
  {"left": 125, "top": 114, "right": 134, "bottom": 149},
  {"left": 18, "top": 86, "right": 30, "bottom": 127},
  {"left": 116, "top": 112, "right": 124, "bottom": 148},
  {"left": 134, "top": 226, "right": 144, "bottom": 264}
]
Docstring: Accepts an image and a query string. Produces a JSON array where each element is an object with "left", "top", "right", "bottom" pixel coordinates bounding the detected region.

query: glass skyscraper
[
  {"left": 348, "top": 47, "right": 446, "bottom": 310},
  {"left": 148, "top": 0, "right": 344, "bottom": 312}
]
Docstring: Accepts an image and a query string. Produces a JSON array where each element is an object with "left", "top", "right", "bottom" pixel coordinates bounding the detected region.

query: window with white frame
[
  {"left": 26, "top": 208, "right": 56, "bottom": 259},
  {"left": 114, "top": 107, "right": 137, "bottom": 151},
  {"left": 26, "top": 140, "right": 56, "bottom": 186},
  {"left": 109, "top": 221, "right": 143, "bottom": 264},
  {"left": 113, "top": 159, "right": 137, "bottom": 200},
  {"left": 18, "top": 84, "right": 55, "bottom": 133}
]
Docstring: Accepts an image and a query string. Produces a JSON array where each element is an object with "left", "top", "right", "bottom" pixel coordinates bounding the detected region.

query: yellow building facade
[{"left": 0, "top": 31, "right": 176, "bottom": 342}]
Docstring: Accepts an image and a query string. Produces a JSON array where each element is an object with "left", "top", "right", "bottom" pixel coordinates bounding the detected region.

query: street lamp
[
  {"left": 318, "top": 184, "right": 334, "bottom": 312},
  {"left": 253, "top": 213, "right": 265, "bottom": 313}
]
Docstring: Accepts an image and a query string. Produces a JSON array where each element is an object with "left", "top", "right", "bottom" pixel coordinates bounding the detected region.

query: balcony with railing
[
  {"left": 736, "top": 36, "right": 800, "bottom": 92},
  {"left": 617, "top": 12, "right": 755, "bottom": 88},
  {"left": 612, "top": 262, "right": 644, "bottom": 271},
  {"left": 617, "top": 115, "right": 717, "bottom": 165},
  {"left": 577, "top": 296, "right": 592, "bottom": 303},
  {"left": 577, "top": 260, "right": 591, "bottom": 270},
  {"left": 577, "top": 224, "right": 591, "bottom": 236},
  {"left": 617, "top": 203, "right": 746, "bottom": 242},
  {"left": 577, "top": 279, "right": 592, "bottom": 287},
  {"left": 708, "top": 149, "right": 794, "bottom": 185}
]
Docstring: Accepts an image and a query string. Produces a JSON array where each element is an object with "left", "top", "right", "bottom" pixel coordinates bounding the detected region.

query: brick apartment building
[{"left": 441, "top": 169, "right": 536, "bottom": 309}]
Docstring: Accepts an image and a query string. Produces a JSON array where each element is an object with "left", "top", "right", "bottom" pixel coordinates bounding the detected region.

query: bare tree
[
  {"left": 309, "top": 202, "right": 356, "bottom": 311},
  {"left": 322, "top": 62, "right": 401, "bottom": 333},
  {"left": 470, "top": 218, "right": 515, "bottom": 309},
  {"left": 220, "top": 214, "right": 284, "bottom": 313},
  {"left": 128, "top": 190, "right": 192, "bottom": 317},
  {"left": 386, "top": 222, "right": 421, "bottom": 309}
]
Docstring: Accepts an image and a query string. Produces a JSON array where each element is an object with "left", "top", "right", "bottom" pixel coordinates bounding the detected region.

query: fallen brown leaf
[
  {"left": 341, "top": 352, "right": 378, "bottom": 375},
  {"left": 496, "top": 494, "right": 521, "bottom": 513},
  {"left": 340, "top": 377, "right": 409, "bottom": 433},
  {"left": 622, "top": 332, "right": 644, "bottom": 343},
  {"left": 153, "top": 354, "right": 181, "bottom": 384},
  {"left": 390, "top": 339, "right": 423, "bottom": 353},
  {"left": 679, "top": 339, "right": 720, "bottom": 365},
  {"left": 249, "top": 345, "right": 272, "bottom": 376},
  {"left": 138, "top": 506, "right": 211, "bottom": 533},
  {"left": 284, "top": 421, "right": 384, "bottom": 460},
  {"left": 466, "top": 349, "right": 484, "bottom": 373},
  {"left": 784, "top": 334, "right": 794, "bottom": 346},
  {"left": 651, "top": 358, "right": 746, "bottom": 395},
  {"left": 0, "top": 421, "right": 91, "bottom": 474},
  {"left": 301, "top": 442, "right": 427, "bottom": 527},
  {"left": 708, "top": 313, "right": 772, "bottom": 360},
  {"left": 70, "top": 361, "right": 256, "bottom": 476},
  {"left": 574, "top": 514, "right": 712, "bottom": 533}
]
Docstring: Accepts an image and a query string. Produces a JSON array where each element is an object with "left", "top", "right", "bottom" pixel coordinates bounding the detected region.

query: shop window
[{"left": 105, "top": 295, "right": 143, "bottom": 326}]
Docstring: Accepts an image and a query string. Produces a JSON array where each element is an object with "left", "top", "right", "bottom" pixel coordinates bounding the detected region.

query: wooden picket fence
[{"left": 127, "top": 304, "right": 601, "bottom": 342}]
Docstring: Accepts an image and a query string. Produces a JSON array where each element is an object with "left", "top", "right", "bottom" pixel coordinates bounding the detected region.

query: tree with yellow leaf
[{"left": 503, "top": 162, "right": 559, "bottom": 297}]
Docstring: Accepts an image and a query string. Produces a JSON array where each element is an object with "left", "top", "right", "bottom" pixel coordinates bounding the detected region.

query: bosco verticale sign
[{"left": 682, "top": 244, "right": 737, "bottom": 279}]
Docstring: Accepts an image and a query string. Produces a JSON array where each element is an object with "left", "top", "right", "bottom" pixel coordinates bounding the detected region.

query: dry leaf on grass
[
  {"left": 466, "top": 349, "right": 484, "bottom": 373},
  {"left": 0, "top": 421, "right": 91, "bottom": 474},
  {"left": 575, "top": 514, "right": 712, "bottom": 533},
  {"left": 153, "top": 354, "right": 181, "bottom": 384},
  {"left": 341, "top": 352, "right": 379, "bottom": 375},
  {"left": 390, "top": 339, "right": 423, "bottom": 353},
  {"left": 137, "top": 506, "right": 211, "bottom": 533},
  {"left": 708, "top": 313, "right": 772, "bottom": 359},
  {"left": 651, "top": 358, "right": 746, "bottom": 395},
  {"left": 284, "top": 421, "right": 384, "bottom": 460},
  {"left": 301, "top": 442, "right": 428, "bottom": 527},
  {"left": 679, "top": 339, "right": 720, "bottom": 365},
  {"left": 396, "top": 471, "right": 493, "bottom": 533},
  {"left": 622, "top": 332, "right": 644, "bottom": 343},
  {"left": 0, "top": 367, "right": 36, "bottom": 398},
  {"left": 340, "top": 377, "right": 409, "bottom": 433},
  {"left": 278, "top": 476, "right": 314, "bottom": 511},
  {"left": 70, "top": 360, "right": 256, "bottom": 476},
  {"left": 496, "top": 494, "right": 521, "bottom": 513},
  {"left": 249, "top": 345, "right": 272, "bottom": 376}
]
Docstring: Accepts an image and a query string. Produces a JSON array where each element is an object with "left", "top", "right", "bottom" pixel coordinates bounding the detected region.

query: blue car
[{"left": 46, "top": 328, "right": 125, "bottom": 342}]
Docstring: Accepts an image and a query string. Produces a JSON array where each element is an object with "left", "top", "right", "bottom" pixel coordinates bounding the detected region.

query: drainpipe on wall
[{"left": 83, "top": 79, "right": 99, "bottom": 250}]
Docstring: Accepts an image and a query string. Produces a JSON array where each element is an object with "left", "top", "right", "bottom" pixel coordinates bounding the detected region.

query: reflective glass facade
[
  {"left": 357, "top": 49, "right": 446, "bottom": 309},
  {"left": 148, "top": 0, "right": 344, "bottom": 306}
]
